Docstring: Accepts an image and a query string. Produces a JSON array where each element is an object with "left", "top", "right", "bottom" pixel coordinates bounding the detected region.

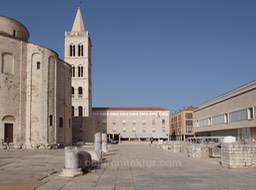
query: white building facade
[
  {"left": 92, "top": 107, "right": 170, "bottom": 141},
  {"left": 0, "top": 16, "right": 72, "bottom": 149},
  {"left": 193, "top": 81, "right": 256, "bottom": 141}
]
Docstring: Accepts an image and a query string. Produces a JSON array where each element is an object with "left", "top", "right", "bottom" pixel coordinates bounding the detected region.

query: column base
[
  {"left": 102, "top": 149, "right": 108, "bottom": 153},
  {"left": 59, "top": 168, "right": 83, "bottom": 177}
]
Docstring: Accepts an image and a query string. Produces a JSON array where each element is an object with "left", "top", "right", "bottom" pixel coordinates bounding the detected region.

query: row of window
[
  {"left": 171, "top": 113, "right": 193, "bottom": 122},
  {"left": 71, "top": 87, "right": 83, "bottom": 97},
  {"left": 72, "top": 106, "right": 83, "bottom": 116},
  {"left": 93, "top": 111, "right": 169, "bottom": 117},
  {"left": 113, "top": 126, "right": 166, "bottom": 133},
  {"left": 113, "top": 127, "right": 166, "bottom": 133},
  {"left": 2, "top": 61, "right": 40, "bottom": 74},
  {"left": 1, "top": 55, "right": 58, "bottom": 75},
  {"left": 174, "top": 126, "right": 193, "bottom": 134},
  {"left": 106, "top": 119, "right": 165, "bottom": 126},
  {"left": 2, "top": 59, "right": 41, "bottom": 74},
  {"left": 72, "top": 66, "right": 83, "bottom": 77},
  {"left": 196, "top": 107, "right": 255, "bottom": 128},
  {"left": 69, "top": 44, "right": 84, "bottom": 57},
  {"left": 172, "top": 119, "right": 193, "bottom": 128},
  {"left": 48, "top": 115, "right": 71, "bottom": 128},
  {"left": 106, "top": 119, "right": 166, "bottom": 133}
]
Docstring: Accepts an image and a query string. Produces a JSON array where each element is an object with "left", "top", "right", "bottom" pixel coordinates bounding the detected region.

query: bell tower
[{"left": 64, "top": 6, "right": 92, "bottom": 118}]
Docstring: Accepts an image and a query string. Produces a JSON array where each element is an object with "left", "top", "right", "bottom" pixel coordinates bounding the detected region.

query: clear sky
[{"left": 1, "top": 0, "right": 256, "bottom": 113}]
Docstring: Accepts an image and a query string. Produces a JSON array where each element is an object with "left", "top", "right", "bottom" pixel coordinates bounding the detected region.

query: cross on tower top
[{"left": 78, "top": 0, "right": 82, "bottom": 8}]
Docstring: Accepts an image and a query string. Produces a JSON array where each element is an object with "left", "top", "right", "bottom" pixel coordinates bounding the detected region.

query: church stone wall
[
  {"left": 0, "top": 35, "right": 28, "bottom": 148},
  {"left": 25, "top": 43, "right": 59, "bottom": 148},
  {"left": 25, "top": 43, "right": 72, "bottom": 148},
  {"left": 0, "top": 16, "right": 72, "bottom": 149},
  {"left": 56, "top": 59, "right": 72, "bottom": 146}
]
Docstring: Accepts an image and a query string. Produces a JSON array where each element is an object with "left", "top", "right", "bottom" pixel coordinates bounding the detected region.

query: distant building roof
[
  {"left": 183, "top": 106, "right": 198, "bottom": 111},
  {"left": 92, "top": 107, "right": 169, "bottom": 111},
  {"left": 172, "top": 106, "right": 198, "bottom": 116}
]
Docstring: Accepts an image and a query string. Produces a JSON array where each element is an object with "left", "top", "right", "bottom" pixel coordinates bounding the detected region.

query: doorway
[{"left": 4, "top": 123, "right": 13, "bottom": 142}]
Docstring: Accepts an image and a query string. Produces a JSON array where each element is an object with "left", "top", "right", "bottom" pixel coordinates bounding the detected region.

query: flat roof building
[
  {"left": 193, "top": 81, "right": 256, "bottom": 141},
  {"left": 170, "top": 106, "right": 198, "bottom": 141},
  {"left": 92, "top": 107, "right": 170, "bottom": 142}
]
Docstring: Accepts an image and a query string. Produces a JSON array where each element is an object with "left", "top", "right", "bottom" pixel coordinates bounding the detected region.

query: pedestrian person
[
  {"left": 6, "top": 138, "right": 9, "bottom": 151},
  {"left": 150, "top": 137, "right": 153, "bottom": 146}
]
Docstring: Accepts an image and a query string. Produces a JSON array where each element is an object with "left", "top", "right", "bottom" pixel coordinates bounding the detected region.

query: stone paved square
[{"left": 1, "top": 143, "right": 256, "bottom": 190}]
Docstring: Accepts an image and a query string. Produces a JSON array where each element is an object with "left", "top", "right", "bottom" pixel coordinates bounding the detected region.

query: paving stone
[{"left": 1, "top": 144, "right": 256, "bottom": 190}]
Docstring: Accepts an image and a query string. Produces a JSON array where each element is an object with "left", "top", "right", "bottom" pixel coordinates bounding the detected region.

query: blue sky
[{"left": 1, "top": 0, "right": 256, "bottom": 113}]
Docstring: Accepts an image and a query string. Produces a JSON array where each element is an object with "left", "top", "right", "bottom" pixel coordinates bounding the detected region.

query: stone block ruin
[
  {"left": 60, "top": 132, "right": 109, "bottom": 177},
  {"left": 221, "top": 142, "right": 256, "bottom": 168},
  {"left": 156, "top": 136, "right": 256, "bottom": 169}
]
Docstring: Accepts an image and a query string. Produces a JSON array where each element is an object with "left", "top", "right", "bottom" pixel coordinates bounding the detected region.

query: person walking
[
  {"left": 150, "top": 137, "right": 153, "bottom": 146},
  {"left": 6, "top": 138, "right": 10, "bottom": 151}
]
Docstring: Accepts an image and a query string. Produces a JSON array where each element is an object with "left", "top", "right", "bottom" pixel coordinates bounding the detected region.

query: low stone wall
[
  {"left": 156, "top": 141, "right": 256, "bottom": 169},
  {"left": 156, "top": 141, "right": 210, "bottom": 158},
  {"left": 157, "top": 141, "right": 219, "bottom": 159},
  {"left": 209, "top": 146, "right": 221, "bottom": 158},
  {"left": 159, "top": 142, "right": 182, "bottom": 153},
  {"left": 168, "top": 142, "right": 182, "bottom": 153},
  {"left": 187, "top": 144, "right": 209, "bottom": 159},
  {"left": 180, "top": 143, "right": 189, "bottom": 154},
  {"left": 221, "top": 143, "right": 256, "bottom": 168}
]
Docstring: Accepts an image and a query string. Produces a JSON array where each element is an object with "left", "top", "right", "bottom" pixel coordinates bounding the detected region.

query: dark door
[{"left": 4, "top": 123, "right": 13, "bottom": 142}]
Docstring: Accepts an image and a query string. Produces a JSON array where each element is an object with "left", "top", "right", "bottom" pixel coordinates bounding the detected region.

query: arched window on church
[
  {"left": 1, "top": 53, "right": 14, "bottom": 74},
  {"left": 69, "top": 44, "right": 75, "bottom": 57},
  {"left": 59, "top": 117, "right": 63, "bottom": 128},
  {"left": 78, "top": 86, "right": 83, "bottom": 97},
  {"left": 78, "top": 66, "right": 80, "bottom": 77},
  {"left": 78, "top": 106, "right": 83, "bottom": 116},
  {"left": 36, "top": 61, "right": 41, "bottom": 70},
  {"left": 69, "top": 45, "right": 72, "bottom": 56},
  {"left": 49, "top": 115, "right": 53, "bottom": 126},
  {"left": 72, "top": 106, "right": 74, "bottom": 116},
  {"left": 80, "top": 66, "right": 83, "bottom": 77},
  {"left": 78, "top": 44, "right": 84, "bottom": 57},
  {"left": 78, "top": 66, "right": 83, "bottom": 77},
  {"left": 72, "top": 66, "right": 75, "bottom": 77},
  {"left": 72, "top": 87, "right": 74, "bottom": 97}
]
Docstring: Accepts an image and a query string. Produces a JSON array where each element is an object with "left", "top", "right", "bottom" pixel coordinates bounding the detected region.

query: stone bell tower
[
  {"left": 64, "top": 6, "right": 92, "bottom": 118},
  {"left": 65, "top": 6, "right": 93, "bottom": 143}
]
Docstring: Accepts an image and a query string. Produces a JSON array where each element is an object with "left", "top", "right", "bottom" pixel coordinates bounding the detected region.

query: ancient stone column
[
  {"left": 92, "top": 132, "right": 102, "bottom": 162},
  {"left": 102, "top": 133, "right": 108, "bottom": 153},
  {"left": 65, "top": 146, "right": 79, "bottom": 169},
  {"left": 59, "top": 146, "right": 83, "bottom": 177},
  {"left": 94, "top": 132, "right": 102, "bottom": 152}
]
